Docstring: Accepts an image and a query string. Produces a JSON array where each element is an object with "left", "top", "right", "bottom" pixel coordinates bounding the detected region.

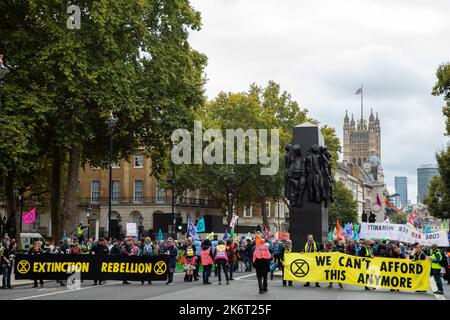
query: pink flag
[
  {"left": 376, "top": 194, "right": 382, "bottom": 207},
  {"left": 355, "top": 87, "right": 362, "bottom": 94},
  {"left": 22, "top": 208, "right": 36, "bottom": 224}
]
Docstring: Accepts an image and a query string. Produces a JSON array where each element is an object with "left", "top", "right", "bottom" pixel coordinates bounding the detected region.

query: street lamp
[
  {"left": 227, "top": 170, "right": 236, "bottom": 229},
  {"left": 105, "top": 112, "right": 117, "bottom": 239},
  {"left": 168, "top": 141, "right": 177, "bottom": 239},
  {"left": 86, "top": 205, "right": 92, "bottom": 239},
  {"left": 0, "top": 53, "right": 9, "bottom": 110}
]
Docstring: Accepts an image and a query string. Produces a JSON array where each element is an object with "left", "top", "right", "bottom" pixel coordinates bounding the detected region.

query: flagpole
[{"left": 361, "top": 84, "right": 363, "bottom": 120}]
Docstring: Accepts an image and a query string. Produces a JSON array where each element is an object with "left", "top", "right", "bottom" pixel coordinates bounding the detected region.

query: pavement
[{"left": 0, "top": 271, "right": 448, "bottom": 300}]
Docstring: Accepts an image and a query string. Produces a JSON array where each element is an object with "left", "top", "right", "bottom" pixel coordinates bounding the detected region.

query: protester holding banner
[
  {"left": 164, "top": 238, "right": 178, "bottom": 285},
  {"left": 91, "top": 238, "right": 109, "bottom": 286},
  {"left": 30, "top": 241, "right": 45, "bottom": 288},
  {"left": 281, "top": 240, "right": 293, "bottom": 287},
  {"left": 359, "top": 239, "right": 375, "bottom": 291},
  {"left": 303, "top": 234, "right": 320, "bottom": 288},
  {"left": 323, "top": 241, "right": 343, "bottom": 289}
]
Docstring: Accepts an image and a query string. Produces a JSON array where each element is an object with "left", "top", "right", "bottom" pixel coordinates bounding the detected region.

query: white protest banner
[
  {"left": 126, "top": 223, "right": 138, "bottom": 237},
  {"left": 359, "top": 223, "right": 449, "bottom": 247}
]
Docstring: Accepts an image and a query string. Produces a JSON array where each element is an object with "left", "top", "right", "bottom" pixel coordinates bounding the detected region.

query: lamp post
[
  {"left": 86, "top": 205, "right": 92, "bottom": 239},
  {"left": 227, "top": 170, "right": 236, "bottom": 229},
  {"left": 18, "top": 194, "right": 23, "bottom": 233},
  {"left": 105, "top": 112, "right": 117, "bottom": 239},
  {"left": 0, "top": 53, "right": 9, "bottom": 110},
  {"left": 168, "top": 141, "right": 177, "bottom": 239}
]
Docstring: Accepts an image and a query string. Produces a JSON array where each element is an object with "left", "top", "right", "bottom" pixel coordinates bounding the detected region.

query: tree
[
  {"left": 0, "top": 0, "right": 206, "bottom": 240},
  {"left": 432, "top": 63, "right": 450, "bottom": 136},
  {"left": 174, "top": 81, "right": 341, "bottom": 228},
  {"left": 328, "top": 180, "right": 358, "bottom": 229}
]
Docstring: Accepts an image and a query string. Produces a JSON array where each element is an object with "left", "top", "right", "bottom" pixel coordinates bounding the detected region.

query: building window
[
  {"left": 134, "top": 180, "right": 143, "bottom": 203},
  {"left": 195, "top": 190, "right": 200, "bottom": 205},
  {"left": 91, "top": 181, "right": 100, "bottom": 204},
  {"left": 244, "top": 206, "right": 252, "bottom": 218},
  {"left": 205, "top": 195, "right": 208, "bottom": 206},
  {"left": 156, "top": 183, "right": 166, "bottom": 203},
  {"left": 265, "top": 201, "right": 271, "bottom": 218},
  {"left": 112, "top": 180, "right": 120, "bottom": 204},
  {"left": 134, "top": 155, "right": 144, "bottom": 168}
]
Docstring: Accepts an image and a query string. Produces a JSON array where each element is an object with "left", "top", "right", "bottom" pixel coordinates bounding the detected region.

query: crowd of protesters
[{"left": 1, "top": 232, "right": 449, "bottom": 295}]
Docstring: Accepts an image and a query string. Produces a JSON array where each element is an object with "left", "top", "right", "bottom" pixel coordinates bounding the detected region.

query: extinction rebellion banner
[
  {"left": 14, "top": 254, "right": 168, "bottom": 281},
  {"left": 359, "top": 223, "right": 449, "bottom": 247},
  {"left": 284, "top": 252, "right": 430, "bottom": 291}
]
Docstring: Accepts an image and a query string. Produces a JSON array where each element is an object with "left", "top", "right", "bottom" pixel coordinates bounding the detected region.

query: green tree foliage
[
  {"left": 174, "top": 81, "right": 340, "bottom": 227},
  {"left": 0, "top": 0, "right": 206, "bottom": 239},
  {"left": 328, "top": 180, "right": 358, "bottom": 229},
  {"left": 432, "top": 63, "right": 450, "bottom": 136},
  {"left": 424, "top": 148, "right": 450, "bottom": 221}
]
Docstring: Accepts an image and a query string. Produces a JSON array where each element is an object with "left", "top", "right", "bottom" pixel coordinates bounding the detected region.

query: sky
[{"left": 188, "top": 0, "right": 450, "bottom": 204}]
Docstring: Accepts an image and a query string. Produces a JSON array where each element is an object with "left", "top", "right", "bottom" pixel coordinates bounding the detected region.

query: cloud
[{"left": 189, "top": 0, "right": 450, "bottom": 203}]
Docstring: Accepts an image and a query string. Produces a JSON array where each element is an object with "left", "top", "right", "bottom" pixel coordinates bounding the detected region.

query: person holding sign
[
  {"left": 359, "top": 239, "right": 375, "bottom": 291},
  {"left": 303, "top": 234, "right": 320, "bottom": 288},
  {"left": 429, "top": 244, "right": 444, "bottom": 295}
]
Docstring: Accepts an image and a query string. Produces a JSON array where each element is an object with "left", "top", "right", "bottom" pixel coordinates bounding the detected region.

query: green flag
[{"left": 230, "top": 227, "right": 235, "bottom": 239}]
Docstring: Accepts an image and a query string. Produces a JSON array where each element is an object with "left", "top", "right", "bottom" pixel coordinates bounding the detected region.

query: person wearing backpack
[
  {"left": 201, "top": 240, "right": 214, "bottom": 284},
  {"left": 182, "top": 237, "right": 197, "bottom": 282},
  {"left": 428, "top": 244, "right": 444, "bottom": 295},
  {"left": 226, "top": 240, "right": 236, "bottom": 280},
  {"left": 214, "top": 240, "right": 229, "bottom": 285}
]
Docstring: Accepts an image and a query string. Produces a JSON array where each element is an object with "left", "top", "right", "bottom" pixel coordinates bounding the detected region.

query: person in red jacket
[
  {"left": 201, "top": 240, "right": 214, "bottom": 284},
  {"left": 226, "top": 240, "right": 236, "bottom": 281}
]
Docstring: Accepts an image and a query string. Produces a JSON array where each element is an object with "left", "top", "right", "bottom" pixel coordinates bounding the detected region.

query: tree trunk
[
  {"left": 261, "top": 196, "right": 269, "bottom": 231},
  {"left": 51, "top": 146, "right": 63, "bottom": 240},
  {"left": 5, "top": 170, "right": 19, "bottom": 245},
  {"left": 62, "top": 144, "right": 82, "bottom": 239}
]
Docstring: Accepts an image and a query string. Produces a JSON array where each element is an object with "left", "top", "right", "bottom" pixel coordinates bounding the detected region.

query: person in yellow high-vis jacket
[
  {"left": 303, "top": 234, "right": 320, "bottom": 288},
  {"left": 428, "top": 244, "right": 444, "bottom": 295}
]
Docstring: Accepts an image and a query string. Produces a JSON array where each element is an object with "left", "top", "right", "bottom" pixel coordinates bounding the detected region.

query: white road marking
[
  {"left": 233, "top": 273, "right": 256, "bottom": 280},
  {"left": 14, "top": 281, "right": 122, "bottom": 300}
]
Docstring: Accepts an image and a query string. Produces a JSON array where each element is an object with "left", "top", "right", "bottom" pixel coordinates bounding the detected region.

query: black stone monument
[{"left": 285, "top": 123, "right": 334, "bottom": 252}]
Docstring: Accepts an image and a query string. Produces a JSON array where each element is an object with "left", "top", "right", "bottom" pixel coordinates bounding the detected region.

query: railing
[{"left": 80, "top": 197, "right": 221, "bottom": 208}]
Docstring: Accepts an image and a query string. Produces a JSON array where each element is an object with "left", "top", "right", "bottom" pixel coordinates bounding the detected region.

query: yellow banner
[{"left": 284, "top": 252, "right": 430, "bottom": 291}]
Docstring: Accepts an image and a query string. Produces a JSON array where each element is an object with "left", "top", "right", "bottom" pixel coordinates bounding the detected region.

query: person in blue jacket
[{"left": 164, "top": 238, "right": 179, "bottom": 285}]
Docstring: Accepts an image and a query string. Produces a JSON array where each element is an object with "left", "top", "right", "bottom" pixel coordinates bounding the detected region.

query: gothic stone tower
[{"left": 343, "top": 109, "right": 381, "bottom": 166}]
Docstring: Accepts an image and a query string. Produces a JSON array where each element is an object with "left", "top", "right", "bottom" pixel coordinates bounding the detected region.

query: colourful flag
[
  {"left": 206, "top": 232, "right": 215, "bottom": 241},
  {"left": 344, "top": 223, "right": 353, "bottom": 238},
  {"left": 229, "top": 214, "right": 239, "bottom": 228},
  {"left": 423, "top": 222, "right": 431, "bottom": 234},
  {"left": 230, "top": 227, "right": 235, "bottom": 240},
  {"left": 328, "top": 231, "right": 334, "bottom": 241},
  {"left": 187, "top": 218, "right": 200, "bottom": 241},
  {"left": 196, "top": 217, "right": 205, "bottom": 233},
  {"left": 332, "top": 227, "right": 337, "bottom": 239},
  {"left": 157, "top": 228, "right": 163, "bottom": 241},
  {"left": 22, "top": 208, "right": 36, "bottom": 225},
  {"left": 376, "top": 194, "right": 382, "bottom": 207},
  {"left": 336, "top": 220, "right": 344, "bottom": 240},
  {"left": 264, "top": 226, "right": 270, "bottom": 239},
  {"left": 223, "top": 228, "right": 229, "bottom": 240}
]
